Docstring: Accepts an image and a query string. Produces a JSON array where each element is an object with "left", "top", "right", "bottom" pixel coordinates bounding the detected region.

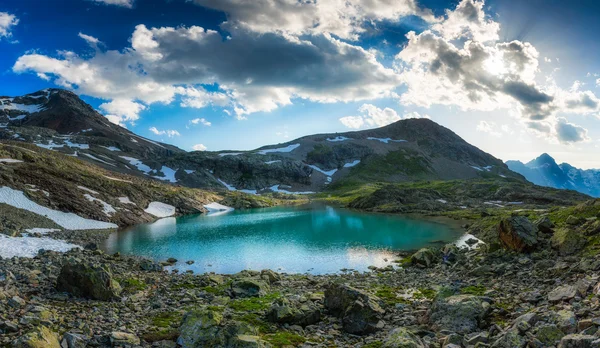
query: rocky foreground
[{"left": 2, "top": 209, "right": 600, "bottom": 348}]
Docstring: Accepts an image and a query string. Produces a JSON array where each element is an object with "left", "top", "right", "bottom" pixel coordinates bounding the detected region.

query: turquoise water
[{"left": 103, "top": 205, "right": 462, "bottom": 274}]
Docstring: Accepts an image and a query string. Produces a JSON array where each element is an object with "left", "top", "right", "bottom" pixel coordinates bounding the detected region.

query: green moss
[
  {"left": 228, "top": 292, "right": 281, "bottom": 312},
  {"left": 151, "top": 311, "right": 182, "bottom": 328},
  {"left": 237, "top": 313, "right": 274, "bottom": 334},
  {"left": 375, "top": 286, "right": 406, "bottom": 306},
  {"left": 264, "top": 332, "right": 306, "bottom": 347},
  {"left": 362, "top": 342, "right": 383, "bottom": 348},
  {"left": 119, "top": 277, "right": 147, "bottom": 292},
  {"left": 141, "top": 329, "right": 179, "bottom": 343},
  {"left": 460, "top": 285, "right": 486, "bottom": 296},
  {"left": 414, "top": 288, "right": 436, "bottom": 300}
]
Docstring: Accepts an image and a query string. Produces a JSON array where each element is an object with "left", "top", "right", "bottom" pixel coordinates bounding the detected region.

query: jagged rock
[
  {"left": 13, "top": 326, "right": 61, "bottom": 348},
  {"left": 566, "top": 215, "right": 584, "bottom": 226},
  {"left": 535, "top": 324, "right": 564, "bottom": 346},
  {"left": 411, "top": 248, "right": 435, "bottom": 267},
  {"left": 535, "top": 216, "right": 555, "bottom": 233},
  {"left": 61, "top": 332, "right": 89, "bottom": 348},
  {"left": 551, "top": 228, "right": 587, "bottom": 256},
  {"left": 558, "top": 334, "right": 599, "bottom": 348},
  {"left": 512, "top": 312, "right": 538, "bottom": 327},
  {"left": 230, "top": 278, "right": 269, "bottom": 298},
  {"left": 429, "top": 295, "right": 491, "bottom": 334},
  {"left": 490, "top": 328, "right": 527, "bottom": 348},
  {"left": 110, "top": 332, "right": 140, "bottom": 346},
  {"left": 267, "top": 298, "right": 321, "bottom": 327},
  {"left": 498, "top": 216, "right": 538, "bottom": 252},
  {"left": 260, "top": 269, "right": 281, "bottom": 284},
  {"left": 548, "top": 285, "right": 577, "bottom": 302},
  {"left": 553, "top": 310, "right": 577, "bottom": 334},
  {"left": 324, "top": 283, "right": 385, "bottom": 335},
  {"left": 56, "top": 259, "right": 121, "bottom": 301},
  {"left": 582, "top": 220, "right": 600, "bottom": 236},
  {"left": 382, "top": 327, "right": 426, "bottom": 348},
  {"left": 178, "top": 308, "right": 264, "bottom": 348}
]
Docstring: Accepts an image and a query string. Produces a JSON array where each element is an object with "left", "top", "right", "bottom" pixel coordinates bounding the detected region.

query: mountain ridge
[{"left": 507, "top": 153, "right": 600, "bottom": 197}]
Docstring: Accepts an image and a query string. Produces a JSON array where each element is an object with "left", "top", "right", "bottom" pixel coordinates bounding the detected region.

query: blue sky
[{"left": 1, "top": 0, "right": 599, "bottom": 167}]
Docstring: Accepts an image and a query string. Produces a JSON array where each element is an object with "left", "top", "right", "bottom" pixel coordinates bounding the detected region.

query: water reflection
[{"left": 104, "top": 205, "right": 461, "bottom": 274}]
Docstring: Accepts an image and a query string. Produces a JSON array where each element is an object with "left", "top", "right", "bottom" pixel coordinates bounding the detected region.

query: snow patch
[
  {"left": 144, "top": 202, "right": 176, "bottom": 218},
  {"left": 184, "top": 169, "right": 195, "bottom": 174},
  {"left": 257, "top": 143, "right": 300, "bottom": 155},
  {"left": 0, "top": 158, "right": 23, "bottom": 163},
  {"left": 0, "top": 102, "right": 43, "bottom": 114},
  {"left": 0, "top": 186, "right": 117, "bottom": 230},
  {"left": 326, "top": 136, "right": 350, "bottom": 142},
  {"left": 218, "top": 152, "right": 242, "bottom": 157},
  {"left": 307, "top": 164, "right": 338, "bottom": 177},
  {"left": 455, "top": 234, "right": 485, "bottom": 250},
  {"left": 343, "top": 160, "right": 360, "bottom": 168},
  {"left": 120, "top": 156, "right": 152, "bottom": 173},
  {"left": 367, "top": 137, "right": 406, "bottom": 144},
  {"left": 269, "top": 185, "right": 315, "bottom": 195},
  {"left": 152, "top": 166, "right": 178, "bottom": 183},
  {"left": 64, "top": 140, "right": 89, "bottom": 149},
  {"left": 437, "top": 199, "right": 448, "bottom": 204},
  {"left": 7, "top": 114, "right": 26, "bottom": 121},
  {"left": 101, "top": 146, "right": 121, "bottom": 152},
  {"left": 83, "top": 153, "right": 115, "bottom": 166},
  {"left": 34, "top": 141, "right": 64, "bottom": 150},
  {"left": 0, "top": 235, "right": 80, "bottom": 258},
  {"left": 265, "top": 160, "right": 281, "bottom": 165},
  {"left": 83, "top": 194, "right": 116, "bottom": 217},
  {"left": 118, "top": 196, "right": 135, "bottom": 205},
  {"left": 204, "top": 202, "right": 234, "bottom": 216},
  {"left": 103, "top": 175, "right": 133, "bottom": 183},
  {"left": 217, "top": 179, "right": 257, "bottom": 195},
  {"left": 77, "top": 186, "right": 99, "bottom": 195},
  {"left": 24, "top": 228, "right": 61, "bottom": 235}
]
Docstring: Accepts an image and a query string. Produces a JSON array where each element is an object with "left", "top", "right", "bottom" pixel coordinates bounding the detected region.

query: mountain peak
[{"left": 527, "top": 153, "right": 557, "bottom": 168}]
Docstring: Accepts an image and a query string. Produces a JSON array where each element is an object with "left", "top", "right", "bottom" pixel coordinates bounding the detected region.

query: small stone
[
  {"left": 548, "top": 285, "right": 577, "bottom": 302},
  {"left": 8, "top": 295, "right": 26, "bottom": 308}
]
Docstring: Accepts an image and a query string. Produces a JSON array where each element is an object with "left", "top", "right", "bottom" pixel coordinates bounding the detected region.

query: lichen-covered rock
[
  {"left": 324, "top": 283, "right": 385, "bottom": 335},
  {"left": 266, "top": 298, "right": 321, "bottom": 327},
  {"left": 534, "top": 324, "right": 565, "bottom": 346},
  {"left": 110, "top": 332, "right": 140, "bottom": 346},
  {"left": 490, "top": 328, "right": 527, "bottom": 348},
  {"left": 429, "top": 295, "right": 491, "bottom": 334},
  {"left": 551, "top": 228, "right": 587, "bottom": 256},
  {"left": 56, "top": 259, "right": 121, "bottom": 301},
  {"left": 553, "top": 310, "right": 577, "bottom": 334},
  {"left": 13, "top": 326, "right": 61, "bottom": 348},
  {"left": 535, "top": 216, "right": 555, "bottom": 233},
  {"left": 498, "top": 216, "right": 538, "bottom": 252},
  {"left": 178, "top": 308, "right": 262, "bottom": 348},
  {"left": 382, "top": 327, "right": 426, "bottom": 348},
  {"left": 411, "top": 248, "right": 435, "bottom": 267},
  {"left": 60, "top": 332, "right": 89, "bottom": 348},
  {"left": 548, "top": 285, "right": 577, "bottom": 302},
  {"left": 231, "top": 278, "right": 269, "bottom": 298},
  {"left": 260, "top": 269, "right": 281, "bottom": 284},
  {"left": 558, "top": 334, "right": 599, "bottom": 348}
]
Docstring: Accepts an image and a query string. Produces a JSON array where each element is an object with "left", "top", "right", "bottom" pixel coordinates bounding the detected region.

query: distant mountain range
[
  {"left": 1, "top": 89, "right": 522, "bottom": 194},
  {"left": 506, "top": 154, "right": 600, "bottom": 197}
]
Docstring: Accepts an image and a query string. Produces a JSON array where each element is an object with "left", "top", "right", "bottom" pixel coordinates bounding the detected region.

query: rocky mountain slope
[
  {"left": 2, "top": 89, "right": 523, "bottom": 194},
  {"left": 507, "top": 153, "right": 600, "bottom": 197}
]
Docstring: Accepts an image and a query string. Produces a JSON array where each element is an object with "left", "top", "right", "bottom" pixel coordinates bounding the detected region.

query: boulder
[
  {"left": 13, "top": 326, "right": 61, "bottom": 348},
  {"left": 178, "top": 307, "right": 264, "bottom": 347},
  {"left": 140, "top": 259, "right": 163, "bottom": 272},
  {"left": 534, "top": 324, "right": 564, "bottom": 347},
  {"left": 231, "top": 278, "right": 269, "bottom": 298},
  {"left": 260, "top": 269, "right": 281, "bottom": 284},
  {"left": 490, "top": 328, "right": 527, "bottom": 348},
  {"left": 382, "top": 328, "right": 426, "bottom": 348},
  {"left": 535, "top": 216, "right": 555, "bottom": 233},
  {"left": 324, "top": 283, "right": 385, "bottom": 335},
  {"left": 266, "top": 298, "right": 321, "bottom": 327},
  {"left": 429, "top": 295, "right": 491, "bottom": 334},
  {"left": 498, "top": 216, "right": 538, "bottom": 252},
  {"left": 61, "top": 332, "right": 90, "bottom": 348},
  {"left": 558, "top": 334, "right": 599, "bottom": 348},
  {"left": 583, "top": 220, "right": 600, "bottom": 236},
  {"left": 551, "top": 228, "right": 587, "bottom": 256},
  {"left": 110, "top": 332, "right": 140, "bottom": 346},
  {"left": 411, "top": 248, "right": 435, "bottom": 267},
  {"left": 548, "top": 285, "right": 578, "bottom": 302},
  {"left": 56, "top": 260, "right": 122, "bottom": 301},
  {"left": 566, "top": 215, "right": 584, "bottom": 226},
  {"left": 554, "top": 310, "right": 577, "bottom": 334}
]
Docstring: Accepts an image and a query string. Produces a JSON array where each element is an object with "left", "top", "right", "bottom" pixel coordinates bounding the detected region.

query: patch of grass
[
  {"left": 237, "top": 313, "right": 274, "bottom": 334},
  {"left": 228, "top": 292, "right": 281, "bottom": 312},
  {"left": 374, "top": 286, "right": 408, "bottom": 306},
  {"left": 414, "top": 288, "right": 436, "bottom": 300},
  {"left": 141, "top": 329, "right": 179, "bottom": 343},
  {"left": 460, "top": 285, "right": 486, "bottom": 296},
  {"left": 151, "top": 311, "right": 182, "bottom": 328},
  {"left": 119, "top": 277, "right": 147, "bottom": 292},
  {"left": 264, "top": 332, "right": 306, "bottom": 347}
]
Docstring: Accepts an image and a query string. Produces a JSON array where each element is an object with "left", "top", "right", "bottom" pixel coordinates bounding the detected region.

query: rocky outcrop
[
  {"left": 230, "top": 278, "right": 269, "bottom": 298},
  {"left": 429, "top": 295, "right": 491, "bottom": 334},
  {"left": 382, "top": 327, "right": 426, "bottom": 348},
  {"left": 411, "top": 248, "right": 435, "bottom": 267},
  {"left": 56, "top": 259, "right": 121, "bottom": 300},
  {"left": 551, "top": 228, "right": 587, "bottom": 256},
  {"left": 266, "top": 298, "right": 321, "bottom": 327},
  {"left": 13, "top": 326, "right": 60, "bottom": 348},
  {"left": 324, "top": 283, "right": 385, "bottom": 335},
  {"left": 178, "top": 308, "right": 268, "bottom": 348},
  {"left": 498, "top": 216, "right": 538, "bottom": 252}
]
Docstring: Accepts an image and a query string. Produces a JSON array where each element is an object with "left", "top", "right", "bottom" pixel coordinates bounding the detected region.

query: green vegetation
[
  {"left": 306, "top": 144, "right": 334, "bottom": 165},
  {"left": 460, "top": 285, "right": 486, "bottom": 296},
  {"left": 264, "top": 332, "right": 307, "bottom": 347},
  {"left": 228, "top": 292, "right": 281, "bottom": 312},
  {"left": 151, "top": 311, "right": 182, "bottom": 328},
  {"left": 119, "top": 277, "right": 147, "bottom": 292},
  {"left": 414, "top": 288, "right": 437, "bottom": 300},
  {"left": 374, "top": 286, "right": 406, "bottom": 306},
  {"left": 361, "top": 342, "right": 383, "bottom": 348}
]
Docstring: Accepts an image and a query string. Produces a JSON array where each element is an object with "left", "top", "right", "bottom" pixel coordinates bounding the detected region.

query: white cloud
[
  {"left": 149, "top": 127, "right": 180, "bottom": 137},
  {"left": 339, "top": 104, "right": 401, "bottom": 129},
  {"left": 192, "top": 144, "right": 207, "bottom": 151},
  {"left": 192, "top": 0, "right": 437, "bottom": 41},
  {"left": 78, "top": 32, "right": 101, "bottom": 46},
  {"left": 91, "top": 0, "right": 134, "bottom": 8},
  {"left": 476, "top": 120, "right": 501, "bottom": 137},
  {"left": 403, "top": 111, "right": 431, "bottom": 119},
  {"left": 0, "top": 12, "right": 19, "bottom": 39},
  {"left": 555, "top": 118, "right": 590, "bottom": 144},
  {"left": 596, "top": 78, "right": 600, "bottom": 87},
  {"left": 190, "top": 118, "right": 211, "bottom": 126},
  {"left": 432, "top": 0, "right": 499, "bottom": 42},
  {"left": 99, "top": 99, "right": 146, "bottom": 126}
]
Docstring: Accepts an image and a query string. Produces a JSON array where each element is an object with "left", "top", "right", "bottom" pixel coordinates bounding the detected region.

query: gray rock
[
  {"left": 411, "top": 248, "right": 435, "bottom": 267},
  {"left": 497, "top": 216, "right": 538, "bottom": 252},
  {"left": 534, "top": 324, "right": 564, "bottom": 346},
  {"left": 61, "top": 332, "right": 89, "bottom": 348},
  {"left": 429, "top": 295, "right": 491, "bottom": 334},
  {"left": 230, "top": 278, "right": 269, "bottom": 298},
  {"left": 548, "top": 285, "right": 577, "bottom": 302},
  {"left": 13, "top": 326, "right": 61, "bottom": 348},
  {"left": 8, "top": 295, "right": 26, "bottom": 308},
  {"left": 267, "top": 298, "right": 321, "bottom": 327},
  {"left": 551, "top": 228, "right": 587, "bottom": 256},
  {"left": 110, "top": 332, "right": 140, "bottom": 346},
  {"left": 558, "top": 334, "right": 599, "bottom": 348},
  {"left": 324, "top": 283, "right": 385, "bottom": 335},
  {"left": 382, "top": 327, "right": 426, "bottom": 348},
  {"left": 56, "top": 259, "right": 122, "bottom": 301},
  {"left": 535, "top": 216, "right": 554, "bottom": 233}
]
